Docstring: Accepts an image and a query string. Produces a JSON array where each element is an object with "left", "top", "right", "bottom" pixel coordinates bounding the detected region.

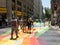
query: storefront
[{"left": 0, "top": 7, "right": 7, "bottom": 28}]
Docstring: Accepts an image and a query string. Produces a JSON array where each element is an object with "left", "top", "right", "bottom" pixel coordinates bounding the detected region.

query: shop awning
[
  {"left": 17, "top": 11, "right": 22, "bottom": 16},
  {"left": 0, "top": 7, "right": 22, "bottom": 16},
  {"left": 12, "top": 11, "right": 22, "bottom": 16},
  {"left": 0, "top": 7, "right": 7, "bottom": 13}
]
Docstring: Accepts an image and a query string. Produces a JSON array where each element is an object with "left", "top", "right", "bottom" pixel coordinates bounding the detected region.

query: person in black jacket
[{"left": 27, "top": 18, "right": 33, "bottom": 33}]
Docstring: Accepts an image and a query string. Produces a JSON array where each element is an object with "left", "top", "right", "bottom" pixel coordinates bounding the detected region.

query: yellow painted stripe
[{"left": 21, "top": 36, "right": 31, "bottom": 45}]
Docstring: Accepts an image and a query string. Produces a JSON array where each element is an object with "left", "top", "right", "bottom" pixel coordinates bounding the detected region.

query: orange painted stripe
[{"left": 21, "top": 36, "right": 31, "bottom": 45}]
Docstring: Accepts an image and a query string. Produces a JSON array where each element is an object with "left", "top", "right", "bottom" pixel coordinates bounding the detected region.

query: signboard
[
  {"left": 12, "top": 11, "right": 22, "bottom": 16},
  {"left": 0, "top": 7, "right": 22, "bottom": 16},
  {"left": 0, "top": 7, "right": 7, "bottom": 13}
]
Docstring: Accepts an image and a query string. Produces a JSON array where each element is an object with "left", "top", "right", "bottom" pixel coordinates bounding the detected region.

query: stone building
[
  {"left": 0, "top": 0, "right": 34, "bottom": 27},
  {"left": 33, "top": 0, "right": 42, "bottom": 19},
  {"left": 51, "top": 0, "right": 60, "bottom": 14},
  {"left": 51, "top": 0, "right": 60, "bottom": 24}
]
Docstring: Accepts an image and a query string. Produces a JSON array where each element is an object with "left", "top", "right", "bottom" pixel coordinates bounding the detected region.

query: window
[
  {"left": 17, "top": 7, "right": 22, "bottom": 11},
  {"left": 12, "top": 0, "right": 15, "bottom": 2},
  {"left": 53, "top": 0, "right": 57, "bottom": 3},
  {"left": 12, "top": 5, "right": 15, "bottom": 10},
  {"left": 17, "top": 1, "right": 21, "bottom": 6}
]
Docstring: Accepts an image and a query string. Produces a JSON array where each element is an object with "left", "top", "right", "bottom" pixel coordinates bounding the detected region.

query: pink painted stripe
[
  {"left": 0, "top": 34, "right": 10, "bottom": 40},
  {"left": 30, "top": 36, "right": 40, "bottom": 45},
  {"left": 38, "top": 37, "right": 48, "bottom": 45}
]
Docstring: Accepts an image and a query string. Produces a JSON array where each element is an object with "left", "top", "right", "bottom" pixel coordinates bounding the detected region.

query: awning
[
  {"left": 0, "top": 7, "right": 22, "bottom": 16},
  {"left": 12, "top": 11, "right": 22, "bottom": 16},
  {"left": 0, "top": 7, "right": 7, "bottom": 13},
  {"left": 17, "top": 11, "right": 22, "bottom": 16}
]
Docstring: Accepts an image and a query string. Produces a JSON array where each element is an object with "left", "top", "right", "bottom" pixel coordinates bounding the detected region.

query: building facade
[
  {"left": 12, "top": 0, "right": 34, "bottom": 19},
  {"left": 51, "top": 0, "right": 60, "bottom": 24},
  {"left": 33, "top": 0, "right": 42, "bottom": 19},
  {"left": 0, "top": 0, "right": 34, "bottom": 27},
  {"left": 51, "top": 0, "right": 60, "bottom": 15}
]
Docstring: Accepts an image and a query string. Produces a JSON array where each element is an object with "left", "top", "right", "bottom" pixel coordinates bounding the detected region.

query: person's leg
[
  {"left": 22, "top": 24, "right": 26, "bottom": 32},
  {"left": 59, "top": 24, "right": 60, "bottom": 28},
  {"left": 15, "top": 28, "right": 19, "bottom": 38},
  {"left": 22, "top": 25, "right": 24, "bottom": 32},
  {"left": 28, "top": 25, "right": 31, "bottom": 33},
  {"left": 29, "top": 25, "right": 31, "bottom": 30},
  {"left": 11, "top": 28, "right": 14, "bottom": 39}
]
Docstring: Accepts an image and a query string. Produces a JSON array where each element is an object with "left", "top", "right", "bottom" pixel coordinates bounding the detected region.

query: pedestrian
[
  {"left": 0, "top": 19, "right": 2, "bottom": 28},
  {"left": 22, "top": 19, "right": 27, "bottom": 33},
  {"left": 10, "top": 17, "right": 19, "bottom": 40},
  {"left": 27, "top": 18, "right": 33, "bottom": 33},
  {"left": 58, "top": 16, "right": 60, "bottom": 30},
  {"left": 20, "top": 18, "right": 23, "bottom": 29},
  {"left": 5, "top": 18, "right": 8, "bottom": 26}
]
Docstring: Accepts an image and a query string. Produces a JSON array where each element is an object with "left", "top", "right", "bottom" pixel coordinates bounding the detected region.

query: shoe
[
  {"left": 16, "top": 36, "right": 19, "bottom": 38},
  {"left": 10, "top": 38, "right": 13, "bottom": 40}
]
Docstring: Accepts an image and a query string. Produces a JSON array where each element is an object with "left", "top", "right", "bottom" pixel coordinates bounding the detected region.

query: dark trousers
[
  {"left": 59, "top": 24, "right": 60, "bottom": 28},
  {"left": 28, "top": 25, "right": 31, "bottom": 30},
  {"left": 11, "top": 27, "right": 18, "bottom": 38}
]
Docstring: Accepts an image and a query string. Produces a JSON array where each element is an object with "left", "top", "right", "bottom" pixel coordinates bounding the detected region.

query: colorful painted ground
[{"left": 0, "top": 22, "right": 50, "bottom": 45}]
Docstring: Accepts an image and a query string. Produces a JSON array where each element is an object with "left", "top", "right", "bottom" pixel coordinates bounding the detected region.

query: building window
[
  {"left": 12, "top": 6, "right": 15, "bottom": 10},
  {"left": 24, "top": 5, "right": 26, "bottom": 8},
  {"left": 12, "top": 0, "right": 15, "bottom": 2},
  {"left": 53, "top": 0, "right": 57, "bottom": 3},
  {"left": 17, "top": 7, "right": 22, "bottom": 11},
  {"left": 20, "top": 8, "right": 22, "bottom": 11},
  {"left": 17, "top": 1, "right": 21, "bottom": 6},
  {"left": 30, "top": 0, "right": 33, "bottom": 2},
  {"left": 17, "top": 8, "right": 20, "bottom": 10}
]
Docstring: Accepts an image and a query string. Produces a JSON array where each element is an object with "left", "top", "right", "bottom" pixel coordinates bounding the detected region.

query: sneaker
[
  {"left": 16, "top": 36, "right": 19, "bottom": 38},
  {"left": 10, "top": 38, "right": 13, "bottom": 40}
]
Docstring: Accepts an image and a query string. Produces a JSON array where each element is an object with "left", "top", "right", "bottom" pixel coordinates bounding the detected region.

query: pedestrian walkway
[
  {"left": 0, "top": 22, "right": 50, "bottom": 45},
  {"left": 0, "top": 28, "right": 11, "bottom": 36},
  {"left": 38, "top": 26, "right": 60, "bottom": 45}
]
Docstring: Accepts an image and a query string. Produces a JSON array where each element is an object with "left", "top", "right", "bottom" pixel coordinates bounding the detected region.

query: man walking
[{"left": 10, "top": 17, "right": 19, "bottom": 40}]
